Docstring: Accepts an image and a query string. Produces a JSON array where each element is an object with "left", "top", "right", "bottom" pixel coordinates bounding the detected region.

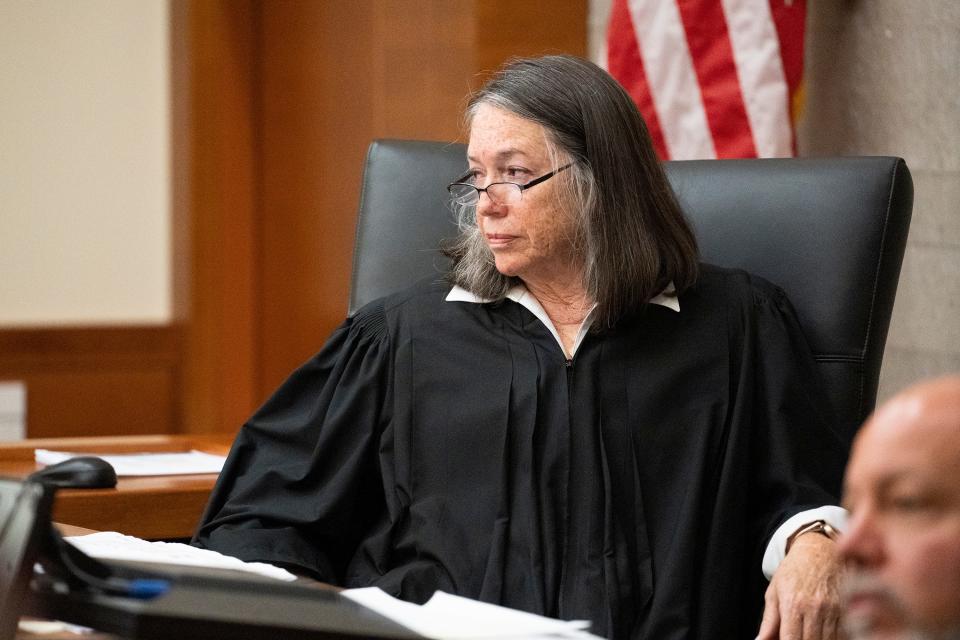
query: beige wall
[
  {"left": 588, "top": 0, "right": 960, "bottom": 400},
  {"left": 801, "top": 1, "right": 960, "bottom": 400},
  {"left": 0, "top": 0, "right": 170, "bottom": 326}
]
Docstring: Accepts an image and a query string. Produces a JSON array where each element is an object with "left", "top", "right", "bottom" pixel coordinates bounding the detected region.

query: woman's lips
[{"left": 485, "top": 233, "right": 517, "bottom": 247}]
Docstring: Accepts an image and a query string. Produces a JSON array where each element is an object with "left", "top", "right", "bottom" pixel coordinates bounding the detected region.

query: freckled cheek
[
  {"left": 523, "top": 223, "right": 557, "bottom": 257},
  {"left": 523, "top": 212, "right": 563, "bottom": 253}
]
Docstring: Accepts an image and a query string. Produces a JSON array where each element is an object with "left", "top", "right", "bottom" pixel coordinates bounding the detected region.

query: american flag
[{"left": 607, "top": 0, "right": 805, "bottom": 160}]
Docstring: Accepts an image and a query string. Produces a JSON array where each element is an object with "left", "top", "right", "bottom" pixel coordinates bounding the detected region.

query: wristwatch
[{"left": 785, "top": 520, "right": 840, "bottom": 553}]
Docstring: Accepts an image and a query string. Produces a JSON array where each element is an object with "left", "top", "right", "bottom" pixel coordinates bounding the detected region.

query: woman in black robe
[{"left": 194, "top": 55, "right": 847, "bottom": 640}]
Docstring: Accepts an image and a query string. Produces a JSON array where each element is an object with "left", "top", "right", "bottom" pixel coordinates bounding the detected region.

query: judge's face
[
  {"left": 467, "top": 103, "right": 579, "bottom": 285},
  {"left": 839, "top": 380, "right": 960, "bottom": 640}
]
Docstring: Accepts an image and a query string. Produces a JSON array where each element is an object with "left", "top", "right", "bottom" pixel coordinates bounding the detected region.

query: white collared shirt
[
  {"left": 446, "top": 283, "right": 679, "bottom": 358},
  {"left": 445, "top": 282, "right": 847, "bottom": 578}
]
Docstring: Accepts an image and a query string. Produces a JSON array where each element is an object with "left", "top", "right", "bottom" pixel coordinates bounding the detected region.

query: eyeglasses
[{"left": 447, "top": 164, "right": 572, "bottom": 206}]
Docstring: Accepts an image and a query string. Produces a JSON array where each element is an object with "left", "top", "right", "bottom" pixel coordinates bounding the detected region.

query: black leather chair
[{"left": 350, "top": 139, "right": 913, "bottom": 445}]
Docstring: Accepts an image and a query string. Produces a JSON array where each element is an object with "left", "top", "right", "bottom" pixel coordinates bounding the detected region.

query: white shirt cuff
[{"left": 761, "top": 505, "right": 848, "bottom": 579}]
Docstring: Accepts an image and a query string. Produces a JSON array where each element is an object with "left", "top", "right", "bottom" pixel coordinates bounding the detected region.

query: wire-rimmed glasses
[{"left": 447, "top": 164, "right": 572, "bottom": 206}]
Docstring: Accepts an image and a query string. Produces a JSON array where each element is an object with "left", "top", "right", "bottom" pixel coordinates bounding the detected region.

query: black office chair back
[{"left": 350, "top": 139, "right": 913, "bottom": 444}]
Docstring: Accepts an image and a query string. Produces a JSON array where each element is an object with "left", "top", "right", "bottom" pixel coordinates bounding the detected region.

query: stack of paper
[
  {"left": 343, "top": 588, "right": 603, "bottom": 639},
  {"left": 65, "top": 532, "right": 296, "bottom": 581},
  {"left": 35, "top": 449, "right": 227, "bottom": 476}
]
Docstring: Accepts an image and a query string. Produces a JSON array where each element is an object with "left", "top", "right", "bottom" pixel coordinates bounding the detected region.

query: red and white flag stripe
[{"left": 607, "top": 0, "right": 805, "bottom": 160}]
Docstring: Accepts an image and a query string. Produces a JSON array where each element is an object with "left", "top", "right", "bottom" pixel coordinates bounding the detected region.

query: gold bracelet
[{"left": 785, "top": 520, "right": 840, "bottom": 554}]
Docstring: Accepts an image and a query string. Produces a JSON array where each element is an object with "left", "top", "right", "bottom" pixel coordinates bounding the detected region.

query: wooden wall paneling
[
  {"left": 370, "top": 1, "right": 475, "bottom": 142},
  {"left": 0, "top": 327, "right": 181, "bottom": 439},
  {"left": 257, "top": 2, "right": 482, "bottom": 396},
  {"left": 254, "top": 0, "right": 586, "bottom": 396},
  {"left": 257, "top": 3, "right": 377, "bottom": 394},
  {"left": 171, "top": 0, "right": 260, "bottom": 435},
  {"left": 473, "top": 0, "right": 588, "bottom": 77},
  {"left": 170, "top": 0, "right": 587, "bottom": 425}
]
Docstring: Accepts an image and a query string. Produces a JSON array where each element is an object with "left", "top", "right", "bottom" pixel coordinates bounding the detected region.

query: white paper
[
  {"left": 35, "top": 449, "right": 226, "bottom": 476},
  {"left": 17, "top": 619, "right": 92, "bottom": 635},
  {"left": 0, "top": 380, "right": 26, "bottom": 441},
  {"left": 65, "top": 531, "right": 296, "bottom": 582},
  {"left": 342, "top": 588, "right": 601, "bottom": 639}
]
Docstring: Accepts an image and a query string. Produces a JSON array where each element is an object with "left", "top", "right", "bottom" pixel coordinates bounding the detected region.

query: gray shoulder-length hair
[{"left": 444, "top": 54, "right": 699, "bottom": 329}]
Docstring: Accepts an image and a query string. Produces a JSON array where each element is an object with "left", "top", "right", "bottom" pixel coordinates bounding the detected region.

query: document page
[
  {"left": 35, "top": 449, "right": 227, "bottom": 476},
  {"left": 343, "top": 587, "right": 603, "bottom": 639},
  {"left": 65, "top": 531, "right": 296, "bottom": 581}
]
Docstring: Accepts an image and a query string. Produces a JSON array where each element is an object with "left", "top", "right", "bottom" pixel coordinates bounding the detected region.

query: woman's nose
[{"left": 476, "top": 190, "right": 507, "bottom": 217}]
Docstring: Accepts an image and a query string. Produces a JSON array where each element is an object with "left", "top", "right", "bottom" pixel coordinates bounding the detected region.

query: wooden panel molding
[{"left": 0, "top": 326, "right": 182, "bottom": 439}]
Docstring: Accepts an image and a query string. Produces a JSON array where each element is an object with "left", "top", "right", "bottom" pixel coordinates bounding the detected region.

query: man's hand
[{"left": 756, "top": 533, "right": 844, "bottom": 640}]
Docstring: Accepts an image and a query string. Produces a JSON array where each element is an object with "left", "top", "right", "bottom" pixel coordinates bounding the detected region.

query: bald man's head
[{"left": 839, "top": 376, "right": 960, "bottom": 640}]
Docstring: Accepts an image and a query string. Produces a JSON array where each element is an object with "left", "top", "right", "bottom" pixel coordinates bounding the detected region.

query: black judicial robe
[{"left": 194, "top": 264, "right": 846, "bottom": 639}]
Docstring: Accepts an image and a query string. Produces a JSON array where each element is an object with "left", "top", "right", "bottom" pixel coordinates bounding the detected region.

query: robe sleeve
[
  {"left": 192, "top": 302, "right": 392, "bottom": 584},
  {"left": 745, "top": 279, "right": 847, "bottom": 572}
]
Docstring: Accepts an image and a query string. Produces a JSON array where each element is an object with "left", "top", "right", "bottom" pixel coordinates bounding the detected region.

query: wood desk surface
[{"left": 0, "top": 434, "right": 234, "bottom": 540}]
